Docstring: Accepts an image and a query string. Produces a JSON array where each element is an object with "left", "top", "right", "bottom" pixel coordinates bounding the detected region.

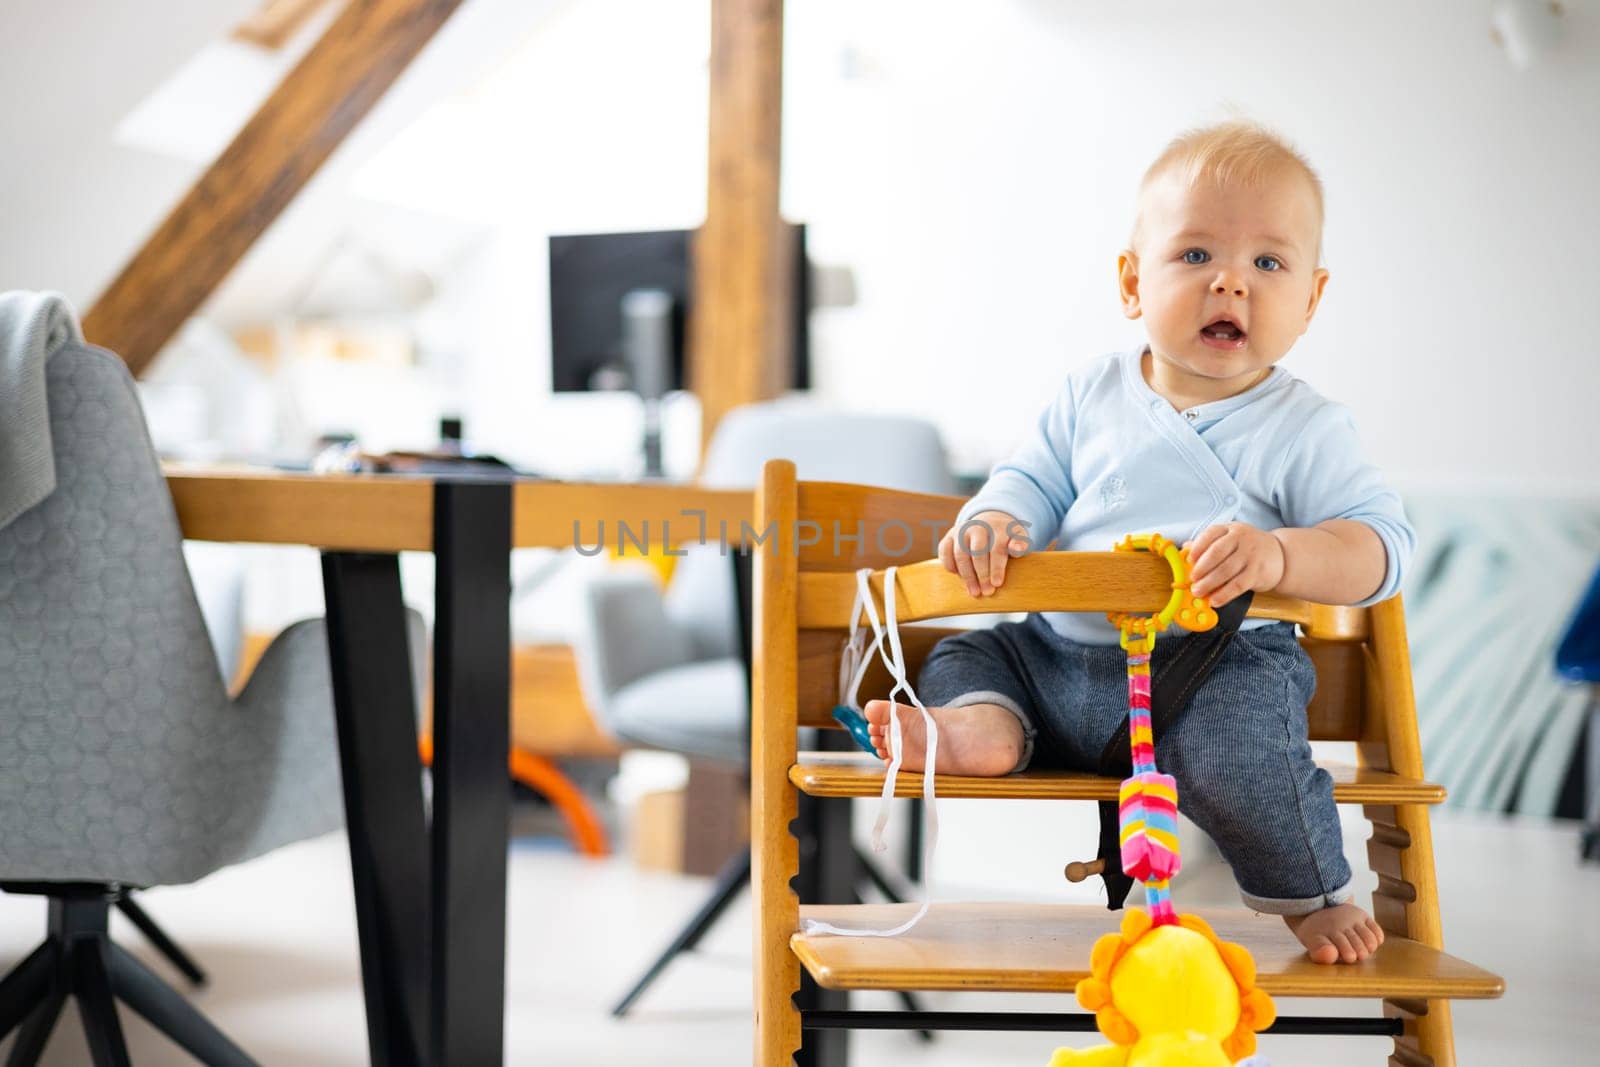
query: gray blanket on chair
[{"left": 0, "top": 291, "right": 83, "bottom": 530}]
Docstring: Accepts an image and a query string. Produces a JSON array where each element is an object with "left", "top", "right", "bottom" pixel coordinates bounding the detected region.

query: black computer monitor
[{"left": 548, "top": 225, "right": 810, "bottom": 394}]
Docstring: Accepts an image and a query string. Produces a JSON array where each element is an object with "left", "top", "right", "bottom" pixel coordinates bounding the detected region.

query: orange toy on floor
[{"left": 417, "top": 735, "right": 609, "bottom": 857}]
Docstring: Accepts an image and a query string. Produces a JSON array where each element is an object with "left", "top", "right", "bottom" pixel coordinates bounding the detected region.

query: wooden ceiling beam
[
  {"left": 85, "top": 0, "right": 467, "bottom": 376},
  {"left": 690, "top": 0, "right": 791, "bottom": 453}
]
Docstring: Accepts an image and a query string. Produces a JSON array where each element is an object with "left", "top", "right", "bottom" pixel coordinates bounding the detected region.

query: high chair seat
[
  {"left": 791, "top": 752, "right": 1447, "bottom": 805},
  {"left": 791, "top": 903, "right": 1505, "bottom": 1000}
]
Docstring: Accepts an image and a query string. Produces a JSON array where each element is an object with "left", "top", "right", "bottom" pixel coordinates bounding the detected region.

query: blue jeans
[{"left": 919, "top": 614, "right": 1352, "bottom": 915}]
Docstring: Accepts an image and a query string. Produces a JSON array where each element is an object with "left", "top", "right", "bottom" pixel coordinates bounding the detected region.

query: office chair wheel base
[
  {"left": 114, "top": 890, "right": 208, "bottom": 987},
  {"left": 0, "top": 887, "right": 255, "bottom": 1067}
]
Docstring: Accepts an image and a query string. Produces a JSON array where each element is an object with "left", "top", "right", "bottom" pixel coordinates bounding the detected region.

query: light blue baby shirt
[{"left": 958, "top": 347, "right": 1415, "bottom": 645}]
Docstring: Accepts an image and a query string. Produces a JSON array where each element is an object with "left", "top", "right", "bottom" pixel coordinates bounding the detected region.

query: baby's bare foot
[
  {"left": 862, "top": 700, "right": 1023, "bottom": 777},
  {"left": 1284, "top": 903, "right": 1385, "bottom": 964}
]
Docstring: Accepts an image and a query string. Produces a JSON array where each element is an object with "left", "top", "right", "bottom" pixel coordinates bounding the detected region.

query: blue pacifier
[{"left": 831, "top": 704, "right": 878, "bottom": 755}]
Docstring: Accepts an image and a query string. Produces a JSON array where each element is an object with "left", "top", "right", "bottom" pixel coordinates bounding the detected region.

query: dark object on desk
[
  {"left": 1555, "top": 562, "right": 1600, "bottom": 862},
  {"left": 371, "top": 414, "right": 516, "bottom": 477},
  {"left": 310, "top": 417, "right": 532, "bottom": 480},
  {"left": 549, "top": 226, "right": 812, "bottom": 475},
  {"left": 549, "top": 229, "right": 692, "bottom": 394},
  {"left": 549, "top": 226, "right": 812, "bottom": 393},
  {"left": 369, "top": 450, "right": 514, "bottom": 478}
]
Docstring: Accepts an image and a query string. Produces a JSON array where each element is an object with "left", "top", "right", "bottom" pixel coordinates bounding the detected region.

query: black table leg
[
  {"left": 322, "top": 552, "right": 430, "bottom": 1067},
  {"left": 430, "top": 481, "right": 513, "bottom": 1065},
  {"left": 794, "top": 788, "right": 854, "bottom": 1067}
]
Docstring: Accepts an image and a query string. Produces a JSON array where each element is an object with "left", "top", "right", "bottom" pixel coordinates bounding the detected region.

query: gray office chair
[
  {"left": 105, "top": 546, "right": 250, "bottom": 990},
  {"left": 0, "top": 342, "right": 349, "bottom": 1066},
  {"left": 576, "top": 401, "right": 956, "bottom": 1016}
]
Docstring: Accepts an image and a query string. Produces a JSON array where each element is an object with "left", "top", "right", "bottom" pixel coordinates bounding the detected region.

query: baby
[{"left": 864, "top": 121, "right": 1414, "bottom": 966}]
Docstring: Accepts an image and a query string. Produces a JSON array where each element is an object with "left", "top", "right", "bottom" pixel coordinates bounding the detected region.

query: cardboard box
[{"left": 630, "top": 787, "right": 687, "bottom": 873}]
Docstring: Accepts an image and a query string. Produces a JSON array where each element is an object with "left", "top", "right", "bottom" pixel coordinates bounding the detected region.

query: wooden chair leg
[
  {"left": 1365, "top": 601, "right": 1460, "bottom": 1067},
  {"left": 752, "top": 801, "right": 802, "bottom": 1065},
  {"left": 753, "top": 461, "right": 803, "bottom": 1066},
  {"left": 753, "top": 916, "right": 801, "bottom": 1064},
  {"left": 1367, "top": 802, "right": 1457, "bottom": 1067},
  {"left": 1383, "top": 998, "right": 1454, "bottom": 1067}
]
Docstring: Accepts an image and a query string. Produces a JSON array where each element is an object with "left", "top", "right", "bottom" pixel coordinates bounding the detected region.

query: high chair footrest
[
  {"left": 791, "top": 755, "right": 1446, "bottom": 804},
  {"left": 801, "top": 1009, "right": 1406, "bottom": 1038},
  {"left": 792, "top": 902, "right": 1503, "bottom": 1000}
]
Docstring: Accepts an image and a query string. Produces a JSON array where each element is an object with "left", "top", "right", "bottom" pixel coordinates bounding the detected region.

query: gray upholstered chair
[
  {"left": 0, "top": 342, "right": 347, "bottom": 1066},
  {"left": 577, "top": 401, "right": 956, "bottom": 1015}
]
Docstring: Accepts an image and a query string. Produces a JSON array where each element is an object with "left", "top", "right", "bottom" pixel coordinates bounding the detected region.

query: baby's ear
[
  {"left": 1303, "top": 266, "right": 1330, "bottom": 327},
  {"left": 1117, "top": 252, "right": 1142, "bottom": 319}
]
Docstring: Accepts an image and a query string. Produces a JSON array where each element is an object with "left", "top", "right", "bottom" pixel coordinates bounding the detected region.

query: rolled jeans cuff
[
  {"left": 1240, "top": 878, "right": 1354, "bottom": 917},
  {"left": 944, "top": 690, "right": 1033, "bottom": 773}
]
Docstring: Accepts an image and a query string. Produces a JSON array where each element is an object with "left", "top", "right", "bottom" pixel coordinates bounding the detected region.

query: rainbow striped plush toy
[{"left": 1050, "top": 535, "right": 1274, "bottom": 1067}]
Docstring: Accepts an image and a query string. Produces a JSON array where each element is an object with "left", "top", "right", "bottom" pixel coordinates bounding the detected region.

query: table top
[{"left": 164, "top": 465, "right": 753, "bottom": 552}]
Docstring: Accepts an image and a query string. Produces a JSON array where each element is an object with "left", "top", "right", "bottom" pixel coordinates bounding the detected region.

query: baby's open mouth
[{"left": 1199, "top": 318, "right": 1247, "bottom": 349}]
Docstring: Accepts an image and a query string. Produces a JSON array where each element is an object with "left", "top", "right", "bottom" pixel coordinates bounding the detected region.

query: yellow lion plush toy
[{"left": 1048, "top": 908, "right": 1275, "bottom": 1067}]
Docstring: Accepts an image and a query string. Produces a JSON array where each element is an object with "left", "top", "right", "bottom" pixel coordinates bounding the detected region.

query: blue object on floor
[
  {"left": 1555, "top": 561, "right": 1600, "bottom": 862},
  {"left": 1557, "top": 562, "right": 1600, "bottom": 682},
  {"left": 832, "top": 704, "right": 878, "bottom": 755}
]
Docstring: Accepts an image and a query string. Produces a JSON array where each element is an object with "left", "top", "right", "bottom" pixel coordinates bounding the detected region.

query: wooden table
[{"left": 167, "top": 468, "right": 749, "bottom": 1066}]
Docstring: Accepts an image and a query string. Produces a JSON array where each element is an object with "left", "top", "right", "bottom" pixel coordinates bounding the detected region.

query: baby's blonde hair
[{"left": 1132, "top": 121, "right": 1325, "bottom": 260}]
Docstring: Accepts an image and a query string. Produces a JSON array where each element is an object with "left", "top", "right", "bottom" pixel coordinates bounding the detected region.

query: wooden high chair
[{"left": 751, "top": 461, "right": 1504, "bottom": 1066}]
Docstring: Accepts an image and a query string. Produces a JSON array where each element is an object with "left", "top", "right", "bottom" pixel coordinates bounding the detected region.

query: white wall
[
  {"left": 783, "top": 0, "right": 1600, "bottom": 491},
  {"left": 8, "top": 1, "right": 1594, "bottom": 492}
]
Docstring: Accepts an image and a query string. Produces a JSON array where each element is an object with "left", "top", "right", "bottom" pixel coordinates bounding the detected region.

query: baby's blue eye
[
  {"left": 1254, "top": 255, "right": 1282, "bottom": 271},
  {"left": 1182, "top": 249, "right": 1210, "bottom": 264}
]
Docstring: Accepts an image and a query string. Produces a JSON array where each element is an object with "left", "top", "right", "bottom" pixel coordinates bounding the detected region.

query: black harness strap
[{"left": 1091, "top": 590, "right": 1255, "bottom": 909}]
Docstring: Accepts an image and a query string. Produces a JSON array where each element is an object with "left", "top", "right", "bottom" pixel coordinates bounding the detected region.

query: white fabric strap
[
  {"left": 837, "top": 576, "right": 879, "bottom": 711},
  {"left": 802, "top": 566, "right": 939, "bottom": 939}
]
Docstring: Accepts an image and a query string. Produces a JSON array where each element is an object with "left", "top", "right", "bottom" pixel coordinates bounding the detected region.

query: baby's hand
[
  {"left": 1185, "top": 522, "right": 1286, "bottom": 607},
  {"left": 939, "top": 510, "right": 1029, "bottom": 597}
]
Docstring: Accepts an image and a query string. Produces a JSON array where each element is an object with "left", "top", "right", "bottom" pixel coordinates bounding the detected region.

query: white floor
[{"left": 1, "top": 809, "right": 1595, "bottom": 1065}]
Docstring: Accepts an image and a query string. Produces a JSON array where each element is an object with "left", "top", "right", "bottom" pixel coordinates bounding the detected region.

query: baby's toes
[
  {"left": 1331, "top": 931, "right": 1359, "bottom": 963},
  {"left": 863, "top": 699, "right": 890, "bottom": 725},
  {"left": 1305, "top": 936, "right": 1339, "bottom": 966},
  {"left": 1354, "top": 922, "right": 1382, "bottom": 955},
  {"left": 1344, "top": 929, "right": 1373, "bottom": 961}
]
